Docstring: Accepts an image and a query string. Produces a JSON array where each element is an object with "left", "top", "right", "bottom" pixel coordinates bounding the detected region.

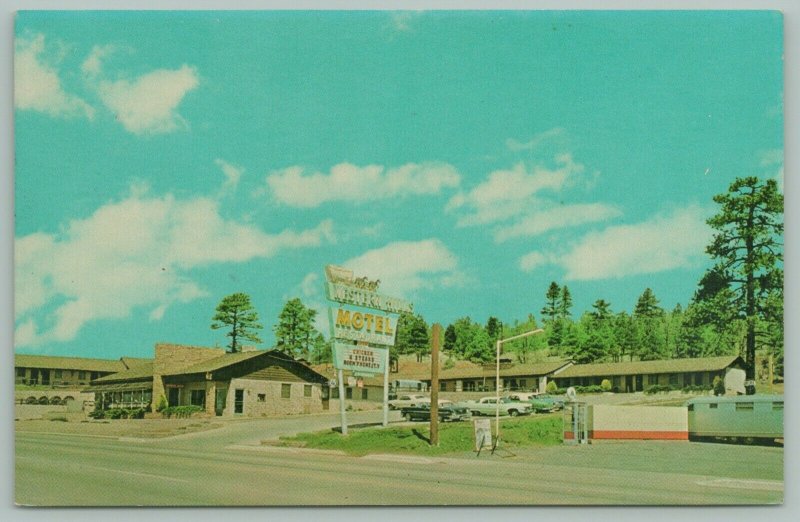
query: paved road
[{"left": 15, "top": 410, "right": 783, "bottom": 506}]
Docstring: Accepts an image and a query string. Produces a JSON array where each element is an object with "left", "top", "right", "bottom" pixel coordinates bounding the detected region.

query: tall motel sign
[{"left": 324, "top": 265, "right": 413, "bottom": 434}]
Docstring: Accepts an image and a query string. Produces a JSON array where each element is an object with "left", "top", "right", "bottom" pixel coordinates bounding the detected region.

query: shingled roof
[
  {"left": 91, "top": 361, "right": 154, "bottom": 383},
  {"left": 15, "top": 354, "right": 125, "bottom": 373},
  {"left": 397, "top": 359, "right": 573, "bottom": 381},
  {"left": 556, "top": 355, "right": 743, "bottom": 378}
]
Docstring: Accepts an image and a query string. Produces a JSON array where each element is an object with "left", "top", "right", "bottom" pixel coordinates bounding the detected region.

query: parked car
[
  {"left": 466, "top": 397, "right": 532, "bottom": 417},
  {"left": 536, "top": 394, "right": 566, "bottom": 411},
  {"left": 388, "top": 394, "right": 430, "bottom": 410},
  {"left": 400, "top": 402, "right": 471, "bottom": 422},
  {"left": 506, "top": 392, "right": 541, "bottom": 402}
]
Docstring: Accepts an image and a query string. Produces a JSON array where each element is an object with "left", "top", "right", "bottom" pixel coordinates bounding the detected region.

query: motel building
[
  {"left": 387, "top": 354, "right": 746, "bottom": 395},
  {"left": 14, "top": 354, "right": 140, "bottom": 387},
  {"left": 86, "top": 343, "right": 331, "bottom": 416}
]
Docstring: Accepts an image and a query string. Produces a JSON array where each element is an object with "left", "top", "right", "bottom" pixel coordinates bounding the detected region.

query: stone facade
[
  {"left": 152, "top": 343, "right": 224, "bottom": 406},
  {"left": 225, "top": 378, "right": 325, "bottom": 417}
]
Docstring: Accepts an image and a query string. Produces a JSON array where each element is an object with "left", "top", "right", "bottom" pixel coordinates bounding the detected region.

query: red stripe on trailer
[{"left": 589, "top": 430, "right": 688, "bottom": 440}]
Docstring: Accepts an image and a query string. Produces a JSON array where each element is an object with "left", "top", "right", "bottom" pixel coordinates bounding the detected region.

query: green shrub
[
  {"left": 105, "top": 408, "right": 127, "bottom": 419},
  {"left": 545, "top": 381, "right": 558, "bottom": 393},
  {"left": 88, "top": 410, "right": 105, "bottom": 419},
  {"left": 600, "top": 379, "right": 612, "bottom": 392},
  {"left": 155, "top": 394, "right": 168, "bottom": 413},
  {"left": 161, "top": 405, "right": 204, "bottom": 419},
  {"left": 644, "top": 384, "right": 676, "bottom": 395},
  {"left": 574, "top": 385, "right": 605, "bottom": 394}
]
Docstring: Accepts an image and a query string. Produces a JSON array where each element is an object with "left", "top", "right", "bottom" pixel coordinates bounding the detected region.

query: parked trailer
[{"left": 686, "top": 395, "right": 783, "bottom": 444}]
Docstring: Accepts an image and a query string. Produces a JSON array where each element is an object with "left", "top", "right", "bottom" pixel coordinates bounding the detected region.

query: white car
[
  {"left": 388, "top": 394, "right": 430, "bottom": 410},
  {"left": 506, "top": 392, "right": 541, "bottom": 402}
]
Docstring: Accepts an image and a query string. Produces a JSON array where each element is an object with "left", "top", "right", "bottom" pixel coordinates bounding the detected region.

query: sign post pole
[
  {"left": 430, "top": 323, "right": 441, "bottom": 446},
  {"left": 337, "top": 368, "right": 347, "bottom": 436},
  {"left": 383, "top": 350, "right": 389, "bottom": 427}
]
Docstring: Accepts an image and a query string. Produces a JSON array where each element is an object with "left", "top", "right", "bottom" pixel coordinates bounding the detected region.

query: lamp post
[{"left": 495, "top": 328, "right": 544, "bottom": 448}]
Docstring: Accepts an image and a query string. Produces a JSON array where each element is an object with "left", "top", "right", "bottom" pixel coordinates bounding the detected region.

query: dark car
[{"left": 400, "top": 402, "right": 470, "bottom": 422}]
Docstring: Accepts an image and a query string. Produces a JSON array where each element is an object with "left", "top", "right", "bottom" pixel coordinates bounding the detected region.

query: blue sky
[{"left": 14, "top": 11, "right": 783, "bottom": 359}]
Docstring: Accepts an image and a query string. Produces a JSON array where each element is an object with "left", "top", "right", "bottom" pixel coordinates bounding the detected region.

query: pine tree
[
  {"left": 211, "top": 293, "right": 263, "bottom": 353},
  {"left": 274, "top": 298, "right": 318, "bottom": 359},
  {"left": 704, "top": 176, "right": 783, "bottom": 378},
  {"left": 559, "top": 286, "right": 573, "bottom": 318},
  {"left": 395, "top": 312, "right": 430, "bottom": 362},
  {"left": 443, "top": 324, "right": 457, "bottom": 353},
  {"left": 541, "top": 282, "right": 561, "bottom": 322}
]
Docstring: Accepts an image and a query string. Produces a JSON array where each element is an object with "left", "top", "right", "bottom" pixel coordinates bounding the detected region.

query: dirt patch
[{"left": 15, "top": 417, "right": 224, "bottom": 438}]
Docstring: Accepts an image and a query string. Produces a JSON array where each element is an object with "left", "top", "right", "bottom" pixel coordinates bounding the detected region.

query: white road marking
[
  {"left": 696, "top": 478, "right": 783, "bottom": 492},
  {"left": 82, "top": 464, "right": 189, "bottom": 483}
]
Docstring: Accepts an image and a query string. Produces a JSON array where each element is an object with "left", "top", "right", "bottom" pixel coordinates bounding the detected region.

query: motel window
[
  {"left": 735, "top": 402, "right": 754, "bottom": 412},
  {"left": 463, "top": 381, "right": 475, "bottom": 392},
  {"left": 54, "top": 370, "right": 63, "bottom": 379},
  {"left": 16, "top": 368, "right": 25, "bottom": 378},
  {"left": 694, "top": 373, "right": 703, "bottom": 386},
  {"left": 440, "top": 381, "right": 447, "bottom": 391},
  {"left": 709, "top": 403, "right": 718, "bottom": 409},
  {"left": 304, "top": 385, "right": 312, "bottom": 398},
  {"left": 687, "top": 404, "right": 694, "bottom": 411},
  {"left": 331, "top": 388, "right": 339, "bottom": 399},
  {"left": 361, "top": 389, "right": 368, "bottom": 400},
  {"left": 281, "top": 384, "right": 291, "bottom": 399},
  {"left": 668, "top": 374, "right": 679, "bottom": 387},
  {"left": 648, "top": 375, "right": 658, "bottom": 385},
  {"left": 519, "top": 379, "right": 527, "bottom": 389},
  {"left": 257, "top": 394, "right": 266, "bottom": 402},
  {"left": 78, "top": 371, "right": 87, "bottom": 381},
  {"left": 190, "top": 390, "right": 205, "bottom": 407},
  {"left": 345, "top": 388, "right": 353, "bottom": 399}
]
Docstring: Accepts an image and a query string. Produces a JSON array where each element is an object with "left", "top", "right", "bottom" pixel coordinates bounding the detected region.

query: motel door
[
  {"left": 234, "top": 389, "right": 244, "bottom": 414},
  {"left": 215, "top": 388, "right": 227, "bottom": 416},
  {"left": 168, "top": 387, "right": 180, "bottom": 407}
]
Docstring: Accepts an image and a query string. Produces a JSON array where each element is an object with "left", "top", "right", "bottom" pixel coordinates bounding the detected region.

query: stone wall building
[{"left": 88, "top": 343, "right": 330, "bottom": 417}]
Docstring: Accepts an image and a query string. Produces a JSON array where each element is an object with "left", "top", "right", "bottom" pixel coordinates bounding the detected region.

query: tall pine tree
[{"left": 704, "top": 176, "right": 783, "bottom": 379}]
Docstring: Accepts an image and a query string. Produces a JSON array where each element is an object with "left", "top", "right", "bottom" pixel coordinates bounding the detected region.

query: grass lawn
[{"left": 272, "top": 414, "right": 563, "bottom": 456}]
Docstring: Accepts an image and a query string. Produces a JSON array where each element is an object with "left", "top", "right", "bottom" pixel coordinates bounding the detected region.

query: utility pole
[{"left": 430, "top": 323, "right": 441, "bottom": 446}]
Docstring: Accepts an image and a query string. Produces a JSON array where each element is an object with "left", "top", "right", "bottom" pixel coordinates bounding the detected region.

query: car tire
[{"left": 509, "top": 409, "right": 519, "bottom": 417}]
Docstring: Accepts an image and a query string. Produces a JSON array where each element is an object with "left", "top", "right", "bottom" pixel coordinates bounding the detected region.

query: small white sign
[{"left": 473, "top": 418, "right": 493, "bottom": 451}]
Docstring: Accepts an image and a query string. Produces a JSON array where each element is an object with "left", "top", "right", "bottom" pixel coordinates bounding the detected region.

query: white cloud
[
  {"left": 97, "top": 64, "right": 199, "bottom": 134},
  {"left": 495, "top": 203, "right": 621, "bottom": 243},
  {"left": 505, "top": 127, "right": 565, "bottom": 151},
  {"left": 760, "top": 149, "right": 784, "bottom": 193},
  {"left": 518, "top": 252, "right": 551, "bottom": 272},
  {"left": 342, "top": 239, "right": 464, "bottom": 299},
  {"left": 446, "top": 154, "right": 585, "bottom": 226},
  {"left": 81, "top": 44, "right": 115, "bottom": 77},
  {"left": 518, "top": 206, "right": 711, "bottom": 280},
  {"left": 15, "top": 187, "right": 334, "bottom": 347},
  {"left": 215, "top": 158, "right": 243, "bottom": 193},
  {"left": 267, "top": 162, "right": 460, "bottom": 207},
  {"left": 390, "top": 12, "right": 421, "bottom": 32},
  {"left": 14, "top": 33, "right": 94, "bottom": 119}
]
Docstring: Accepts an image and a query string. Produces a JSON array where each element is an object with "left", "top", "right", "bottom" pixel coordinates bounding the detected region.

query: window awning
[{"left": 87, "top": 382, "right": 153, "bottom": 392}]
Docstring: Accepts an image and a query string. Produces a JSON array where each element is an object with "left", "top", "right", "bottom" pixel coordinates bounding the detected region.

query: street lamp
[{"left": 495, "top": 328, "right": 544, "bottom": 448}]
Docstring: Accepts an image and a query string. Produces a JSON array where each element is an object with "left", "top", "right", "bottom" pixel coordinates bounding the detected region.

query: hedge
[{"left": 161, "top": 405, "right": 204, "bottom": 418}]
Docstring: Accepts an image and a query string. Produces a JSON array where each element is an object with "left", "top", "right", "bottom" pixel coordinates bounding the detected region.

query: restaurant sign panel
[{"left": 332, "top": 342, "right": 387, "bottom": 375}]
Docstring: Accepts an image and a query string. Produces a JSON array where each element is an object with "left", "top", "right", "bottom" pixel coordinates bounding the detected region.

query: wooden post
[{"left": 430, "top": 323, "right": 441, "bottom": 446}]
